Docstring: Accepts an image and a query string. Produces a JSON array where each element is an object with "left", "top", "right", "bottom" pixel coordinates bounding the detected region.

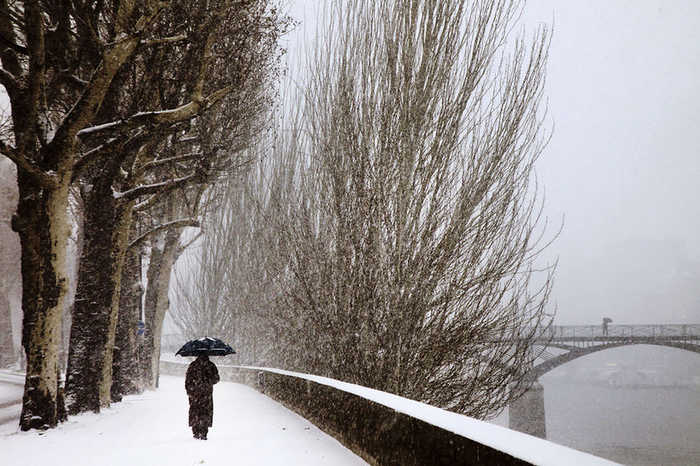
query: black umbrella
[{"left": 175, "top": 337, "right": 236, "bottom": 356}]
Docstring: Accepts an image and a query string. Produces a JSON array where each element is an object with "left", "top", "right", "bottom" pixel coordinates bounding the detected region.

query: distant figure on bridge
[
  {"left": 602, "top": 317, "right": 612, "bottom": 336},
  {"left": 185, "top": 354, "right": 220, "bottom": 440}
]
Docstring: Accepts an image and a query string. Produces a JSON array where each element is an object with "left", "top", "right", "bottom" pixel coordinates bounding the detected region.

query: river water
[{"left": 491, "top": 345, "right": 700, "bottom": 465}]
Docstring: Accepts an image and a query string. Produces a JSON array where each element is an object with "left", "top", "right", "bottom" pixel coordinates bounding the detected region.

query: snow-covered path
[{"left": 0, "top": 375, "right": 366, "bottom": 466}]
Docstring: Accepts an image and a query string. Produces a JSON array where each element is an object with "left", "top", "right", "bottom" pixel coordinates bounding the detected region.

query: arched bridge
[
  {"left": 530, "top": 324, "right": 700, "bottom": 380},
  {"left": 509, "top": 324, "right": 700, "bottom": 439}
]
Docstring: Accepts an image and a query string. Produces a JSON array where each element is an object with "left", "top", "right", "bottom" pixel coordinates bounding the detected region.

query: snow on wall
[{"left": 164, "top": 360, "right": 619, "bottom": 466}]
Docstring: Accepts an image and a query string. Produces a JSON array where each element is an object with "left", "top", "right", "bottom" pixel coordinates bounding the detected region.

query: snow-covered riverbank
[{"left": 0, "top": 375, "right": 365, "bottom": 466}]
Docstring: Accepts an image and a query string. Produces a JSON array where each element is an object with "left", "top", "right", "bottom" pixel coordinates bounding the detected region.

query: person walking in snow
[{"left": 185, "top": 353, "right": 220, "bottom": 440}]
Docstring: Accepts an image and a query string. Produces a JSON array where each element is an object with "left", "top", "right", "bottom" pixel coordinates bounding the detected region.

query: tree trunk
[
  {"left": 142, "top": 227, "right": 180, "bottom": 389},
  {"left": 112, "top": 215, "right": 142, "bottom": 401},
  {"left": 59, "top": 206, "right": 82, "bottom": 373},
  {"left": 14, "top": 172, "right": 72, "bottom": 430},
  {"left": 99, "top": 203, "right": 133, "bottom": 403},
  {"left": 65, "top": 173, "right": 124, "bottom": 413}
]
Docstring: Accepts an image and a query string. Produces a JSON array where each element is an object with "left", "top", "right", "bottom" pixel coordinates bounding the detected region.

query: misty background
[
  {"left": 274, "top": 6, "right": 700, "bottom": 460},
  {"left": 0, "top": 1, "right": 697, "bottom": 463},
  {"left": 284, "top": 0, "right": 700, "bottom": 326}
]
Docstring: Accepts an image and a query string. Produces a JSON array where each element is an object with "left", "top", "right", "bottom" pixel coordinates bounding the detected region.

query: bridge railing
[{"left": 543, "top": 324, "right": 700, "bottom": 341}]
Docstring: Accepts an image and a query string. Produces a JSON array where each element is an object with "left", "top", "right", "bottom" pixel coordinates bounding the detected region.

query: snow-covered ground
[
  {"left": 1, "top": 367, "right": 620, "bottom": 465},
  {"left": 0, "top": 375, "right": 366, "bottom": 466}
]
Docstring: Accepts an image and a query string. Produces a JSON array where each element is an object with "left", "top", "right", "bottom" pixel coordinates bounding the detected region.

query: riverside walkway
[
  {"left": 0, "top": 374, "right": 365, "bottom": 466},
  {"left": 1, "top": 367, "right": 618, "bottom": 466}
]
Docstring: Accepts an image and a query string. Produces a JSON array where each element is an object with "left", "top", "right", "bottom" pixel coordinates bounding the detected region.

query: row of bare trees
[
  {"left": 171, "top": 173, "right": 271, "bottom": 365},
  {"left": 0, "top": 0, "right": 289, "bottom": 430},
  {"left": 172, "top": 0, "right": 556, "bottom": 420}
]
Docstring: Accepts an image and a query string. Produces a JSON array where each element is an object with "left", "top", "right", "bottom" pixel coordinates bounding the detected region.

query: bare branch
[
  {"left": 76, "top": 86, "right": 234, "bottom": 139},
  {"left": 142, "top": 34, "right": 188, "bottom": 46},
  {"left": 0, "top": 140, "right": 56, "bottom": 188},
  {"left": 116, "top": 174, "right": 198, "bottom": 203},
  {"left": 136, "top": 153, "right": 201, "bottom": 176},
  {"left": 51, "top": 2, "right": 166, "bottom": 148},
  {"left": 0, "top": 66, "right": 18, "bottom": 93},
  {"left": 128, "top": 218, "right": 200, "bottom": 250}
]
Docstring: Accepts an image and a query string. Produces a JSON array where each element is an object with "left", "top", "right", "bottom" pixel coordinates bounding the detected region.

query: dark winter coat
[{"left": 185, "top": 355, "right": 220, "bottom": 428}]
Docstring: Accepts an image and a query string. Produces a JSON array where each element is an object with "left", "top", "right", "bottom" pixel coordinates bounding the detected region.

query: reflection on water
[
  {"left": 491, "top": 345, "right": 700, "bottom": 465},
  {"left": 545, "top": 381, "right": 700, "bottom": 465}
]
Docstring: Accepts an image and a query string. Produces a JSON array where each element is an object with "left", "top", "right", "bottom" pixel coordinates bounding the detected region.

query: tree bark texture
[
  {"left": 112, "top": 241, "right": 143, "bottom": 400},
  {"left": 15, "top": 172, "right": 72, "bottom": 430},
  {"left": 99, "top": 204, "right": 134, "bottom": 405},
  {"left": 142, "top": 226, "right": 180, "bottom": 389},
  {"left": 65, "top": 174, "right": 120, "bottom": 413}
]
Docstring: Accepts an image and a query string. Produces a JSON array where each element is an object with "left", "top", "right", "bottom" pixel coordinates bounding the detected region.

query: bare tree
[
  {"left": 170, "top": 163, "right": 274, "bottom": 365},
  {"left": 137, "top": 59, "right": 287, "bottom": 388},
  {"left": 0, "top": 0, "right": 287, "bottom": 428},
  {"left": 0, "top": 0, "right": 168, "bottom": 429},
  {"left": 253, "top": 0, "right": 555, "bottom": 418}
]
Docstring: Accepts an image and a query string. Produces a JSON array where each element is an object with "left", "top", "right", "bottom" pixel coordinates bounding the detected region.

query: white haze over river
[{"left": 492, "top": 345, "right": 700, "bottom": 465}]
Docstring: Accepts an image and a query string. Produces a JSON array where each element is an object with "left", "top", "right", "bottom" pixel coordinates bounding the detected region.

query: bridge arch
[
  {"left": 510, "top": 325, "right": 700, "bottom": 438},
  {"left": 530, "top": 341, "right": 700, "bottom": 381}
]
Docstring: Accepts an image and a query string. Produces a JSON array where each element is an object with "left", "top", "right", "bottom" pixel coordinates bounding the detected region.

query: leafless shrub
[{"left": 252, "top": 0, "right": 556, "bottom": 418}]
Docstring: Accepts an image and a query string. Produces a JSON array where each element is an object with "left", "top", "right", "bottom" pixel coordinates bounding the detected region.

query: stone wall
[{"left": 255, "top": 369, "right": 530, "bottom": 466}]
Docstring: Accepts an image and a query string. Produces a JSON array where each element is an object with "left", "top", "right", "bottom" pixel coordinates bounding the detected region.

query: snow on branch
[
  {"left": 142, "top": 34, "right": 188, "bottom": 46},
  {"left": 76, "top": 86, "right": 234, "bottom": 138},
  {"left": 128, "top": 218, "right": 200, "bottom": 250},
  {"left": 72, "top": 137, "right": 120, "bottom": 178},
  {"left": 132, "top": 192, "right": 166, "bottom": 213},
  {"left": 136, "top": 152, "right": 200, "bottom": 176},
  {"left": 77, "top": 120, "right": 123, "bottom": 136},
  {"left": 115, "top": 173, "right": 197, "bottom": 202},
  {"left": 73, "top": 127, "right": 153, "bottom": 182},
  {"left": 51, "top": 3, "right": 170, "bottom": 147},
  {"left": 177, "top": 136, "right": 200, "bottom": 144}
]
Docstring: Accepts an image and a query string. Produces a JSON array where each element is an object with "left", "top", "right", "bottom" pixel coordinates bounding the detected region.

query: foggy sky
[{"left": 284, "top": 1, "right": 700, "bottom": 325}]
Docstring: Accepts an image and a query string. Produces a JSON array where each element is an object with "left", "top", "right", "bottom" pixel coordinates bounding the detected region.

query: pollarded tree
[
  {"left": 0, "top": 0, "right": 186, "bottom": 430},
  {"left": 0, "top": 0, "right": 286, "bottom": 429},
  {"left": 134, "top": 28, "right": 288, "bottom": 387},
  {"left": 64, "top": 0, "right": 288, "bottom": 412},
  {"left": 259, "top": 0, "right": 555, "bottom": 418}
]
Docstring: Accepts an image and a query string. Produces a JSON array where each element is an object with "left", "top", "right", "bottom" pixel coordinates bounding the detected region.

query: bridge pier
[{"left": 509, "top": 381, "right": 546, "bottom": 439}]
